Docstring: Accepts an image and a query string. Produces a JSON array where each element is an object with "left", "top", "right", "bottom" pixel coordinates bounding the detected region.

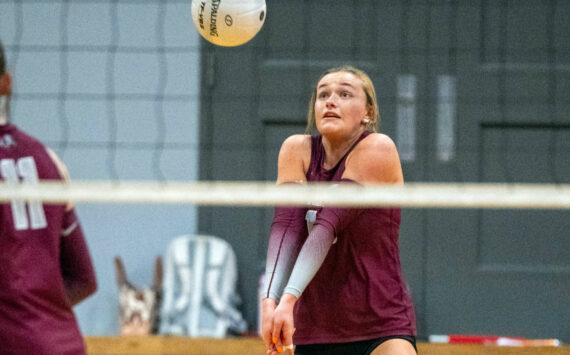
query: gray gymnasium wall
[{"left": 0, "top": 1, "right": 200, "bottom": 335}]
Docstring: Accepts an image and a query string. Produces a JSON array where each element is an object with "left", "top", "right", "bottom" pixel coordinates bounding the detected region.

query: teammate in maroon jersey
[
  {"left": 0, "top": 40, "right": 97, "bottom": 355},
  {"left": 261, "top": 66, "right": 417, "bottom": 355}
]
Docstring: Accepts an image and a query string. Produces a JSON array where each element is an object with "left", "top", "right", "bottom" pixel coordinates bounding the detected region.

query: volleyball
[{"left": 191, "top": 0, "right": 266, "bottom": 47}]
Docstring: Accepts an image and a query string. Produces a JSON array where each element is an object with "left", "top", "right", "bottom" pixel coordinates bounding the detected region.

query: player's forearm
[
  {"left": 65, "top": 278, "right": 97, "bottom": 306},
  {"left": 60, "top": 209, "right": 98, "bottom": 305},
  {"left": 62, "top": 247, "right": 97, "bottom": 306},
  {"left": 283, "top": 223, "right": 334, "bottom": 298},
  {"left": 264, "top": 206, "right": 307, "bottom": 300}
]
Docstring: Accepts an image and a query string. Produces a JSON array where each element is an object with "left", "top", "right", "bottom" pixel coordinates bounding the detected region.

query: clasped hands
[{"left": 260, "top": 294, "right": 297, "bottom": 355}]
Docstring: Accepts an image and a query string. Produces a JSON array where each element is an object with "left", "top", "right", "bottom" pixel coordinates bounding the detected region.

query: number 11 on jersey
[{"left": 1, "top": 157, "right": 47, "bottom": 230}]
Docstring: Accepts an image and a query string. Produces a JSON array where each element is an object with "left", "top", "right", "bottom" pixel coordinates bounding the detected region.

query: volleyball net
[{"left": 1, "top": 181, "right": 569, "bottom": 209}]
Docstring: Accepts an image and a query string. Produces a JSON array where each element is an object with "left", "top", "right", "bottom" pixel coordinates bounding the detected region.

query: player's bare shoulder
[
  {"left": 277, "top": 134, "right": 311, "bottom": 183},
  {"left": 345, "top": 133, "right": 403, "bottom": 184},
  {"left": 279, "top": 134, "right": 311, "bottom": 165},
  {"left": 280, "top": 134, "right": 311, "bottom": 153},
  {"left": 361, "top": 133, "right": 399, "bottom": 156}
]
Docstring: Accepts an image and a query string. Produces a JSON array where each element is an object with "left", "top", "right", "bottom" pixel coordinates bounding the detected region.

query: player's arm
[
  {"left": 47, "top": 148, "right": 98, "bottom": 305},
  {"left": 59, "top": 209, "right": 97, "bottom": 305},
  {"left": 46, "top": 148, "right": 74, "bottom": 210},
  {"left": 263, "top": 134, "right": 311, "bottom": 300},
  {"left": 262, "top": 135, "right": 310, "bottom": 350}
]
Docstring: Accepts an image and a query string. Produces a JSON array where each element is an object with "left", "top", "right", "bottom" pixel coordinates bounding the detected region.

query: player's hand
[
  {"left": 272, "top": 293, "right": 297, "bottom": 354},
  {"left": 260, "top": 298, "right": 278, "bottom": 353}
]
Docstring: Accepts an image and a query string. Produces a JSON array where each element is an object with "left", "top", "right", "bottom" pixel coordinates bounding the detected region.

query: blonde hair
[{"left": 305, "top": 65, "right": 380, "bottom": 134}]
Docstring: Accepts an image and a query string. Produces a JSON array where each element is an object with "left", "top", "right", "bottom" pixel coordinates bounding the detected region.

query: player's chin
[
  {"left": 316, "top": 120, "right": 341, "bottom": 132},
  {"left": 319, "top": 125, "right": 350, "bottom": 139}
]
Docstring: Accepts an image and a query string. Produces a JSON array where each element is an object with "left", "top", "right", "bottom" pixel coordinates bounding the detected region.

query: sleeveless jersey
[
  {"left": 293, "top": 132, "right": 416, "bottom": 344},
  {"left": 0, "top": 124, "right": 87, "bottom": 355}
]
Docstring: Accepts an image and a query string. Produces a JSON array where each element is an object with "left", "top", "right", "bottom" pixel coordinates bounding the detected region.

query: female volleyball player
[
  {"left": 0, "top": 40, "right": 97, "bottom": 354},
  {"left": 261, "top": 66, "right": 417, "bottom": 355}
]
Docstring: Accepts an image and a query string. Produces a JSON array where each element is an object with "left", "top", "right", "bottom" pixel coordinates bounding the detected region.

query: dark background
[{"left": 197, "top": 0, "right": 570, "bottom": 342}]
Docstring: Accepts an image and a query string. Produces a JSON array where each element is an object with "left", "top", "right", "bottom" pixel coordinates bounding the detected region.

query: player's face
[{"left": 314, "top": 71, "right": 368, "bottom": 140}]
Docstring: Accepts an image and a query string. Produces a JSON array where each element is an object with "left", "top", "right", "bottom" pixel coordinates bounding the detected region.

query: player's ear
[
  {"left": 366, "top": 105, "right": 374, "bottom": 120},
  {"left": 0, "top": 73, "right": 11, "bottom": 95}
]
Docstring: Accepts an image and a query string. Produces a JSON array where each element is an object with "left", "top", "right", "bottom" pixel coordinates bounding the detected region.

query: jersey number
[{"left": 1, "top": 157, "right": 47, "bottom": 230}]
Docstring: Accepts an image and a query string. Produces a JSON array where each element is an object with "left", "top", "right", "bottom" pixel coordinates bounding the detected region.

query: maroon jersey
[
  {"left": 0, "top": 123, "right": 89, "bottom": 355},
  {"left": 293, "top": 132, "right": 416, "bottom": 344}
]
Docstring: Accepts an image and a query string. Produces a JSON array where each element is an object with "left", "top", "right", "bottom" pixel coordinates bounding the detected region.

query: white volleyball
[{"left": 191, "top": 0, "right": 266, "bottom": 47}]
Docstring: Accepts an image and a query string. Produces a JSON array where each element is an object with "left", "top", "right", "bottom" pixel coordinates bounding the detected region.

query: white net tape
[{"left": 0, "top": 181, "right": 569, "bottom": 209}]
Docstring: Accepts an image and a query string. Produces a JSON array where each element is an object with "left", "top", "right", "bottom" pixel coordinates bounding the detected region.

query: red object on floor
[{"left": 429, "top": 335, "right": 561, "bottom": 346}]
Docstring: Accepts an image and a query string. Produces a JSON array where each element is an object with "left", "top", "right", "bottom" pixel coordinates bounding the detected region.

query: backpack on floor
[{"left": 159, "top": 234, "right": 247, "bottom": 338}]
